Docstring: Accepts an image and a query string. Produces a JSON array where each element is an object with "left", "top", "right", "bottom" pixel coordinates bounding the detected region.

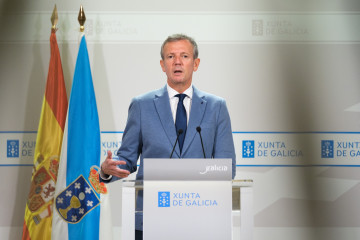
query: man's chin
[
  {"left": 172, "top": 74, "right": 184, "bottom": 80},
  {"left": 169, "top": 77, "right": 185, "bottom": 84}
]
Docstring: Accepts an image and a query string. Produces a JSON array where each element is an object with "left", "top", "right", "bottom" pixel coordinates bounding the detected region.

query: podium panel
[
  {"left": 144, "top": 180, "right": 232, "bottom": 240},
  {"left": 143, "top": 158, "right": 232, "bottom": 240}
]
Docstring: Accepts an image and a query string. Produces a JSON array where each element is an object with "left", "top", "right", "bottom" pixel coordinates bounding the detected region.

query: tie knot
[{"left": 175, "top": 94, "right": 187, "bottom": 103}]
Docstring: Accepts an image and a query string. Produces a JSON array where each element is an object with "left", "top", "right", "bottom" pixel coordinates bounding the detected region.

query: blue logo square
[
  {"left": 242, "top": 140, "right": 255, "bottom": 158},
  {"left": 158, "top": 192, "right": 170, "bottom": 207},
  {"left": 321, "top": 140, "right": 334, "bottom": 158},
  {"left": 7, "top": 140, "right": 19, "bottom": 158}
]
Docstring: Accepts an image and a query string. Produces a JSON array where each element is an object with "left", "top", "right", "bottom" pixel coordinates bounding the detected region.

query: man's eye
[
  {"left": 183, "top": 55, "right": 188, "bottom": 58},
  {"left": 167, "top": 55, "right": 173, "bottom": 59}
]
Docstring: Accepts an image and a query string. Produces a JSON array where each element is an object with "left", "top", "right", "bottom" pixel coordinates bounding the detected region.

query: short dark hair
[{"left": 160, "top": 34, "right": 199, "bottom": 60}]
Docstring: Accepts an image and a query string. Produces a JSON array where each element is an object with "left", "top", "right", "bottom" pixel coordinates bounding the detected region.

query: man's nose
[{"left": 174, "top": 56, "right": 182, "bottom": 64}]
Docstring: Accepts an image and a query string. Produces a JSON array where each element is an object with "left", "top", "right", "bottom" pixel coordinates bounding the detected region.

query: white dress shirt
[{"left": 167, "top": 84, "right": 193, "bottom": 125}]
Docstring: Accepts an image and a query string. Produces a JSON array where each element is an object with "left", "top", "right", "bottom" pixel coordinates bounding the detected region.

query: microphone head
[
  {"left": 178, "top": 129, "right": 183, "bottom": 134},
  {"left": 196, "top": 126, "right": 201, "bottom": 132}
]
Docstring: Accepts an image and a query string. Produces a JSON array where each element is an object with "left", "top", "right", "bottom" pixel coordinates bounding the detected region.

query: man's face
[{"left": 160, "top": 39, "right": 200, "bottom": 92}]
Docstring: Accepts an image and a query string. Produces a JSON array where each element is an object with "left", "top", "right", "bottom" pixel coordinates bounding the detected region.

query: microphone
[
  {"left": 196, "top": 126, "right": 206, "bottom": 158},
  {"left": 170, "top": 129, "right": 183, "bottom": 158}
]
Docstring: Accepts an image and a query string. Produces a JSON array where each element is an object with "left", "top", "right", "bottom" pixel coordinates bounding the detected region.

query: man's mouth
[{"left": 174, "top": 70, "right": 183, "bottom": 74}]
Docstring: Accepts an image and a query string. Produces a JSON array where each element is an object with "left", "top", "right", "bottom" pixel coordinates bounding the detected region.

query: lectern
[{"left": 121, "top": 158, "right": 253, "bottom": 240}]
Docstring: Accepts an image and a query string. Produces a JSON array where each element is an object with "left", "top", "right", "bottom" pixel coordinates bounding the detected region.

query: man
[{"left": 100, "top": 34, "right": 236, "bottom": 239}]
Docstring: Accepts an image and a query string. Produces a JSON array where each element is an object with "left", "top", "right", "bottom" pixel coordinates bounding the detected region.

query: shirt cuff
[{"left": 99, "top": 166, "right": 112, "bottom": 181}]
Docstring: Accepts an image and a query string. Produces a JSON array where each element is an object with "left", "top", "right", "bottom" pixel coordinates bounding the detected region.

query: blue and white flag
[{"left": 52, "top": 34, "right": 112, "bottom": 240}]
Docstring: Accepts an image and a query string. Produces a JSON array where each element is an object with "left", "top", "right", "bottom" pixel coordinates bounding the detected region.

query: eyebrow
[{"left": 167, "top": 52, "right": 192, "bottom": 56}]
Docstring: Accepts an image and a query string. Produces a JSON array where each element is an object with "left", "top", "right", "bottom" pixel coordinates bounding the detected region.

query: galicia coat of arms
[{"left": 55, "top": 175, "right": 100, "bottom": 223}]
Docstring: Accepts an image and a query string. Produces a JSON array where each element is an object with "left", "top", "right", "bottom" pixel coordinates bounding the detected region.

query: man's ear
[
  {"left": 160, "top": 59, "right": 166, "bottom": 72},
  {"left": 193, "top": 58, "right": 200, "bottom": 72}
]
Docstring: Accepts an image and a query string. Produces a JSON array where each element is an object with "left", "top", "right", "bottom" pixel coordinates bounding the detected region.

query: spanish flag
[{"left": 22, "top": 29, "right": 68, "bottom": 240}]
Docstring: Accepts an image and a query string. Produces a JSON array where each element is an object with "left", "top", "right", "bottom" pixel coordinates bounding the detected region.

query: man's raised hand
[{"left": 101, "top": 150, "right": 130, "bottom": 179}]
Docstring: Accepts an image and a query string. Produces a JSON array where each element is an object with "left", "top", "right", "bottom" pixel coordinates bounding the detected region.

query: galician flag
[
  {"left": 51, "top": 34, "right": 112, "bottom": 240},
  {"left": 22, "top": 29, "right": 68, "bottom": 240}
]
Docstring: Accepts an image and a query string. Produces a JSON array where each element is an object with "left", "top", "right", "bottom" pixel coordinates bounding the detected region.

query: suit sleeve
[
  {"left": 213, "top": 99, "right": 236, "bottom": 179},
  {"left": 110, "top": 98, "right": 143, "bottom": 182}
]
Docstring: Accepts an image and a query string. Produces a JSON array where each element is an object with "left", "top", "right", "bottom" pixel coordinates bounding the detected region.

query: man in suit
[{"left": 100, "top": 33, "right": 236, "bottom": 239}]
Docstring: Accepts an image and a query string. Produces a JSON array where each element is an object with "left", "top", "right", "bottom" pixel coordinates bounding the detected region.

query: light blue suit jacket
[
  {"left": 109, "top": 85, "right": 236, "bottom": 230},
  {"left": 112, "top": 85, "right": 236, "bottom": 180}
]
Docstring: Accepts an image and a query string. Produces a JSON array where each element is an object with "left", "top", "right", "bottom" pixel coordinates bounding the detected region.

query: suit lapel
[
  {"left": 153, "top": 86, "right": 180, "bottom": 157},
  {"left": 182, "top": 87, "right": 207, "bottom": 155}
]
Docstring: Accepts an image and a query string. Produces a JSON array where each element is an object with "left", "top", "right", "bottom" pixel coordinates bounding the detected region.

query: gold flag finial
[
  {"left": 78, "top": 5, "right": 86, "bottom": 32},
  {"left": 51, "top": 4, "right": 58, "bottom": 30}
]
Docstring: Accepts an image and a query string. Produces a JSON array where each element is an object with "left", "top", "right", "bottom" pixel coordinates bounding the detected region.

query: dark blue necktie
[{"left": 175, "top": 94, "right": 187, "bottom": 153}]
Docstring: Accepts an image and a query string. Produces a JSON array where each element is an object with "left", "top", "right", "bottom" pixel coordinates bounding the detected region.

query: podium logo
[
  {"left": 200, "top": 164, "right": 228, "bottom": 175},
  {"left": 158, "top": 192, "right": 170, "bottom": 207},
  {"left": 7, "top": 140, "right": 19, "bottom": 158},
  {"left": 321, "top": 140, "right": 334, "bottom": 158},
  {"left": 242, "top": 140, "right": 255, "bottom": 158}
]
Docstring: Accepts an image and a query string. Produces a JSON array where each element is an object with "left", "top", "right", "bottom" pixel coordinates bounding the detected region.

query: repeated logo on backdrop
[
  {"left": 321, "top": 140, "right": 360, "bottom": 158},
  {"left": 321, "top": 140, "right": 334, "bottom": 158},
  {"left": 251, "top": 18, "right": 308, "bottom": 37},
  {"left": 7, "top": 140, "right": 19, "bottom": 158},
  {"left": 1, "top": 133, "right": 123, "bottom": 165},
  {"left": 241, "top": 139, "right": 303, "bottom": 159},
  {"left": 2, "top": 133, "right": 360, "bottom": 166},
  {"left": 4, "top": 136, "right": 36, "bottom": 164},
  {"left": 240, "top": 136, "right": 360, "bottom": 165},
  {"left": 242, "top": 140, "right": 255, "bottom": 158}
]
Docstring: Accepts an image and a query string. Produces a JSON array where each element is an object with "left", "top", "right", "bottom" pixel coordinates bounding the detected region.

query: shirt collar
[{"left": 167, "top": 84, "right": 193, "bottom": 99}]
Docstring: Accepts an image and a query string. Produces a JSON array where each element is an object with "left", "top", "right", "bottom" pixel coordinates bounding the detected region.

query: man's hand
[{"left": 101, "top": 150, "right": 130, "bottom": 179}]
